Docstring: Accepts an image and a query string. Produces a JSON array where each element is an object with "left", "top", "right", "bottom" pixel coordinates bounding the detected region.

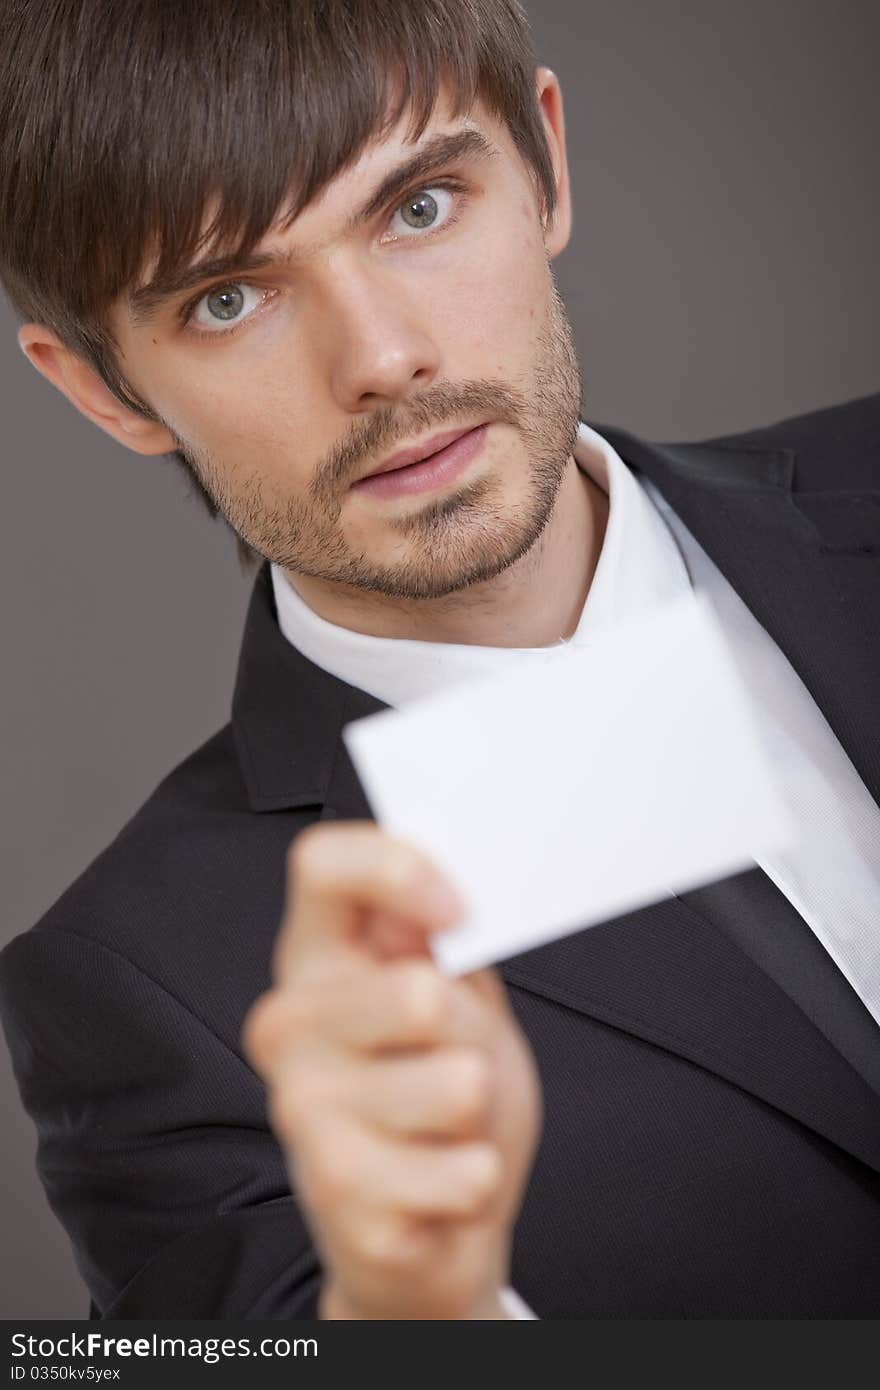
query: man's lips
[
  {"left": 356, "top": 424, "right": 485, "bottom": 482},
  {"left": 350, "top": 424, "right": 490, "bottom": 500}
]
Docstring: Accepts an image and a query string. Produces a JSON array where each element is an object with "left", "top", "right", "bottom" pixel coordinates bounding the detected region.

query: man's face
[{"left": 110, "top": 83, "right": 582, "bottom": 603}]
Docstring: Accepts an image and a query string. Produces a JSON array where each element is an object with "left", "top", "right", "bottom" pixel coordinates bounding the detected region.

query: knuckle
[
  {"left": 442, "top": 1051, "right": 492, "bottom": 1126},
  {"left": 287, "top": 825, "right": 316, "bottom": 872},
  {"left": 306, "top": 1129, "right": 355, "bottom": 1210},
  {"left": 267, "top": 1052, "right": 337, "bottom": 1139},
  {"left": 286, "top": 1054, "right": 330, "bottom": 1110},
  {"left": 458, "top": 1144, "right": 503, "bottom": 1211},
  {"left": 266, "top": 1080, "right": 307, "bottom": 1142},
  {"left": 243, "top": 988, "right": 317, "bottom": 1071},
  {"left": 378, "top": 845, "right": 429, "bottom": 900},
  {"left": 394, "top": 962, "right": 448, "bottom": 1036},
  {"left": 353, "top": 1219, "right": 415, "bottom": 1273},
  {"left": 279, "top": 988, "right": 319, "bottom": 1040},
  {"left": 287, "top": 825, "right": 336, "bottom": 885},
  {"left": 240, "top": 992, "right": 276, "bottom": 1069}
]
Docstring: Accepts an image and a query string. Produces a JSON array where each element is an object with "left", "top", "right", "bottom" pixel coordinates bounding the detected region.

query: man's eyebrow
[{"left": 127, "top": 127, "right": 498, "bottom": 327}]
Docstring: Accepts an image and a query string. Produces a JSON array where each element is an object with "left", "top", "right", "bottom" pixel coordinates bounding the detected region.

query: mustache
[{"left": 325, "top": 382, "right": 527, "bottom": 489}]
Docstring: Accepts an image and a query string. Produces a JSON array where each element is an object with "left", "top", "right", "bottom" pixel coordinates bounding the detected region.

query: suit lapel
[
  {"left": 499, "top": 894, "right": 880, "bottom": 1175},
  {"left": 231, "top": 425, "right": 880, "bottom": 1177},
  {"left": 675, "top": 868, "right": 880, "bottom": 1097},
  {"left": 596, "top": 424, "right": 880, "bottom": 811}
]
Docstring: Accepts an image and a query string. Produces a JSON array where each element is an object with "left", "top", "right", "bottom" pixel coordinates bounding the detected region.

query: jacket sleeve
[{"left": 0, "top": 924, "right": 323, "bottom": 1318}]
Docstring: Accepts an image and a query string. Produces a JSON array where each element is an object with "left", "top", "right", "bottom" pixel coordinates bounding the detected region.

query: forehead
[{"left": 129, "top": 85, "right": 511, "bottom": 303}]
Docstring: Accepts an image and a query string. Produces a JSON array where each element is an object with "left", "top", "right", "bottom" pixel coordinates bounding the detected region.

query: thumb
[
  {"left": 365, "top": 906, "right": 436, "bottom": 961},
  {"left": 460, "top": 964, "right": 512, "bottom": 1014}
]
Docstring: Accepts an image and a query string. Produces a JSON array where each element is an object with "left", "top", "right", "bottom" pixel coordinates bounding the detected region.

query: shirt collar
[{"left": 270, "top": 421, "right": 692, "bottom": 708}]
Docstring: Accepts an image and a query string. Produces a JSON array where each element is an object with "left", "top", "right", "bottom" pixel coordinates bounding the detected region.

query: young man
[{"left": 1, "top": 1, "right": 878, "bottom": 1320}]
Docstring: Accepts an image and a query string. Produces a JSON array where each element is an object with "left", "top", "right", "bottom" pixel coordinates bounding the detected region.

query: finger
[
  {"left": 242, "top": 960, "right": 448, "bottom": 1075},
  {"left": 248, "top": 959, "right": 500, "bottom": 1077},
  {"left": 344, "top": 1045, "right": 493, "bottom": 1139},
  {"left": 274, "top": 822, "right": 465, "bottom": 980},
  {"left": 303, "top": 1122, "right": 503, "bottom": 1222},
  {"left": 323, "top": 1215, "right": 500, "bottom": 1320},
  {"left": 364, "top": 1133, "right": 502, "bottom": 1220},
  {"left": 365, "top": 907, "right": 436, "bottom": 961},
  {"left": 459, "top": 966, "right": 513, "bottom": 1017}
]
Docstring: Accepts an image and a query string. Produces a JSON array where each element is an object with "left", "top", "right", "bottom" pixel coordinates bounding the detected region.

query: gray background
[{"left": 1, "top": 0, "right": 877, "bottom": 1318}]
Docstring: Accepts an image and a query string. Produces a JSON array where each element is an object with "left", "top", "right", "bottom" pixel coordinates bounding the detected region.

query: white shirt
[{"left": 271, "top": 420, "right": 880, "bottom": 1317}]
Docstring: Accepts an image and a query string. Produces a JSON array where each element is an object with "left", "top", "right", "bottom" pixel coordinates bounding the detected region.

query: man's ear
[
  {"left": 17, "top": 324, "right": 177, "bottom": 456},
  {"left": 533, "top": 66, "right": 573, "bottom": 259}
]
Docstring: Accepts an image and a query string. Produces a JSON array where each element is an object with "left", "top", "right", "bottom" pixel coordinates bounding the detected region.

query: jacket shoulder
[
  {"left": 1, "top": 720, "right": 246, "bottom": 966},
  {"left": 0, "top": 714, "right": 314, "bottom": 1059},
  {"left": 690, "top": 390, "right": 880, "bottom": 492}
]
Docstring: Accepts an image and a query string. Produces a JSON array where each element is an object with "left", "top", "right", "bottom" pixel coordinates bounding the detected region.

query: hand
[{"left": 241, "top": 821, "right": 543, "bottom": 1319}]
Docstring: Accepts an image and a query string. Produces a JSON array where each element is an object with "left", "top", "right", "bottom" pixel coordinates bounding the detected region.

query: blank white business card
[{"left": 342, "top": 592, "right": 792, "bottom": 976}]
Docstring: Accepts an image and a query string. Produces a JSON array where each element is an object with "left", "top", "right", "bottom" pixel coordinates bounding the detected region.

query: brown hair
[{"left": 0, "top": 0, "right": 557, "bottom": 569}]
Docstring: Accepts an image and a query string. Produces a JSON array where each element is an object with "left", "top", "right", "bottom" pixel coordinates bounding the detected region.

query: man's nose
[{"left": 317, "top": 264, "right": 443, "bottom": 412}]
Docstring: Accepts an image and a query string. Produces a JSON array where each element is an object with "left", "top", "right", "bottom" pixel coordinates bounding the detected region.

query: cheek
[
  {"left": 164, "top": 355, "right": 312, "bottom": 456},
  {"left": 434, "top": 230, "right": 546, "bottom": 357}
]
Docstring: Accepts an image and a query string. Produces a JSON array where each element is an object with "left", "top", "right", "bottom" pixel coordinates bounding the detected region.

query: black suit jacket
[{"left": 2, "top": 394, "right": 879, "bottom": 1319}]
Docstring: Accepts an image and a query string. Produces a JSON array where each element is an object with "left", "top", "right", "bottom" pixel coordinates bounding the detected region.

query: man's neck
[{"left": 286, "top": 459, "right": 609, "bottom": 649}]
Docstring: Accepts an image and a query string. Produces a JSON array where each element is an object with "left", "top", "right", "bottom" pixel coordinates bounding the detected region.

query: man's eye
[
  {"left": 387, "top": 184, "right": 463, "bottom": 239},
  {"left": 180, "top": 181, "right": 468, "bottom": 338},
  {"left": 182, "top": 282, "right": 268, "bottom": 336}
]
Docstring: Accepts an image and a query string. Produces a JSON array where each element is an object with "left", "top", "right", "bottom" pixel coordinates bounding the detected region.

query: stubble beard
[{"left": 173, "top": 277, "right": 584, "bottom": 603}]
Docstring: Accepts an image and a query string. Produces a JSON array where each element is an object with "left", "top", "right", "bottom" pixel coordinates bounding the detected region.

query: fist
[{"left": 241, "top": 821, "right": 543, "bottom": 1319}]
